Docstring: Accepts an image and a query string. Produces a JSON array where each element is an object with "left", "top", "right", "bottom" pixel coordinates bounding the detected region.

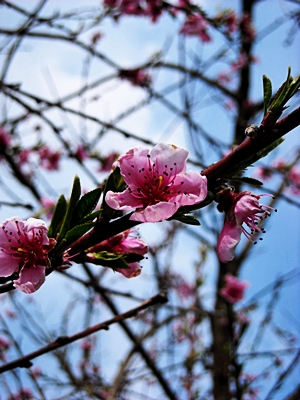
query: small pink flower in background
[
  {"left": 41, "top": 197, "right": 56, "bottom": 219},
  {"left": 0, "top": 336, "right": 10, "bottom": 351},
  {"left": 272, "top": 158, "right": 287, "bottom": 172},
  {"left": 98, "top": 152, "right": 119, "bottom": 172},
  {"left": 0, "top": 127, "right": 11, "bottom": 148},
  {"left": 220, "top": 274, "right": 249, "bottom": 303},
  {"left": 17, "top": 149, "right": 32, "bottom": 166},
  {"left": 180, "top": 14, "right": 211, "bottom": 42},
  {"left": 119, "top": 68, "right": 152, "bottom": 88},
  {"left": 217, "top": 191, "right": 275, "bottom": 263},
  {"left": 91, "top": 31, "right": 102, "bottom": 45},
  {"left": 104, "top": 0, "right": 118, "bottom": 6},
  {"left": 240, "top": 13, "right": 256, "bottom": 43},
  {"left": 0, "top": 217, "right": 56, "bottom": 293},
  {"left": 287, "top": 165, "right": 300, "bottom": 195},
  {"left": 254, "top": 166, "right": 272, "bottom": 181},
  {"left": 8, "top": 388, "right": 34, "bottom": 400},
  {"left": 144, "top": 0, "right": 164, "bottom": 23},
  {"left": 75, "top": 145, "right": 88, "bottom": 162},
  {"left": 88, "top": 230, "right": 148, "bottom": 278},
  {"left": 38, "top": 146, "right": 61, "bottom": 170},
  {"left": 105, "top": 143, "right": 207, "bottom": 222},
  {"left": 119, "top": 0, "right": 143, "bottom": 16}
]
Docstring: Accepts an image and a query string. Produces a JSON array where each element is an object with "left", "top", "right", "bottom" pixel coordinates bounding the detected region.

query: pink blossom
[
  {"left": 0, "top": 336, "right": 10, "bottom": 351},
  {"left": 180, "top": 14, "right": 211, "bottom": 42},
  {"left": 88, "top": 230, "right": 148, "bottom": 278},
  {"left": 75, "top": 145, "right": 88, "bottom": 162},
  {"left": 8, "top": 388, "right": 34, "bottom": 400},
  {"left": 240, "top": 13, "right": 256, "bottom": 43},
  {"left": 287, "top": 165, "right": 300, "bottom": 195},
  {"left": 17, "top": 149, "right": 32, "bottom": 166},
  {"left": 98, "top": 152, "right": 119, "bottom": 172},
  {"left": 105, "top": 143, "right": 208, "bottom": 222},
  {"left": 119, "top": 68, "right": 152, "bottom": 88},
  {"left": 0, "top": 217, "right": 56, "bottom": 293},
  {"left": 254, "top": 166, "right": 272, "bottom": 181},
  {"left": 119, "top": 0, "right": 144, "bottom": 16},
  {"left": 38, "top": 146, "right": 61, "bottom": 170},
  {"left": 0, "top": 127, "right": 11, "bottom": 147},
  {"left": 217, "top": 191, "right": 275, "bottom": 263},
  {"left": 41, "top": 197, "right": 56, "bottom": 219},
  {"left": 220, "top": 274, "right": 249, "bottom": 303},
  {"left": 272, "top": 158, "right": 287, "bottom": 172}
]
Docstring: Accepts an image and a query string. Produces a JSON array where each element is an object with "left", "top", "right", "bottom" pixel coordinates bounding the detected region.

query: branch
[{"left": 0, "top": 292, "right": 168, "bottom": 375}]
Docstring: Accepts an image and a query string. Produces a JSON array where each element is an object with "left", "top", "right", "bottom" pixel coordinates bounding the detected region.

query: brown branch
[{"left": 0, "top": 292, "right": 168, "bottom": 375}]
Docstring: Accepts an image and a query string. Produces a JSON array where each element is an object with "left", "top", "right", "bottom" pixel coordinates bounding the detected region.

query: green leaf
[
  {"left": 171, "top": 214, "right": 200, "bottom": 225},
  {"left": 92, "top": 251, "right": 130, "bottom": 269},
  {"left": 58, "top": 176, "right": 81, "bottom": 242},
  {"left": 230, "top": 176, "right": 264, "bottom": 186},
  {"left": 56, "top": 222, "right": 94, "bottom": 253},
  {"left": 248, "top": 138, "right": 284, "bottom": 165},
  {"left": 79, "top": 209, "right": 101, "bottom": 224},
  {"left": 71, "top": 187, "right": 102, "bottom": 226},
  {"left": 263, "top": 75, "right": 272, "bottom": 116},
  {"left": 48, "top": 194, "right": 67, "bottom": 239},
  {"left": 269, "top": 67, "right": 295, "bottom": 115}
]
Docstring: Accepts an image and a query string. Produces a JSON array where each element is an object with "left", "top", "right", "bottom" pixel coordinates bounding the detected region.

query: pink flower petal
[
  {"left": 105, "top": 188, "right": 144, "bottom": 210},
  {"left": 149, "top": 143, "right": 187, "bottom": 175},
  {"left": 130, "top": 201, "right": 178, "bottom": 222},
  {"left": 172, "top": 172, "right": 207, "bottom": 205},
  {"left": 217, "top": 220, "right": 243, "bottom": 263},
  {"left": 119, "top": 237, "right": 148, "bottom": 255},
  {"left": 119, "top": 147, "right": 150, "bottom": 187},
  {"left": 117, "top": 262, "right": 142, "bottom": 278},
  {"left": 234, "top": 194, "right": 262, "bottom": 225},
  {"left": 13, "top": 265, "right": 45, "bottom": 294},
  {"left": 0, "top": 217, "right": 25, "bottom": 248},
  {"left": 0, "top": 254, "right": 20, "bottom": 276}
]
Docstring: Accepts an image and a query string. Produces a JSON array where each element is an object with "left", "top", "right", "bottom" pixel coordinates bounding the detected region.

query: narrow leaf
[
  {"left": 58, "top": 176, "right": 81, "bottom": 242},
  {"left": 247, "top": 138, "right": 284, "bottom": 165},
  {"left": 56, "top": 222, "right": 94, "bottom": 253},
  {"left": 231, "top": 176, "right": 264, "bottom": 186},
  {"left": 79, "top": 209, "right": 101, "bottom": 224},
  {"left": 92, "top": 251, "right": 130, "bottom": 269},
  {"left": 263, "top": 75, "right": 272, "bottom": 115},
  {"left": 48, "top": 195, "right": 67, "bottom": 239},
  {"left": 71, "top": 187, "right": 102, "bottom": 226},
  {"left": 171, "top": 214, "right": 200, "bottom": 225}
]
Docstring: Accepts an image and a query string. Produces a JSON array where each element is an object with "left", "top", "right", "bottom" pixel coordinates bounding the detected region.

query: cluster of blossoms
[
  {"left": 255, "top": 159, "right": 300, "bottom": 196},
  {"left": 104, "top": 0, "right": 166, "bottom": 22},
  {"left": 180, "top": 14, "right": 211, "bottom": 42},
  {"left": 0, "top": 142, "right": 277, "bottom": 295},
  {"left": 216, "top": 190, "right": 276, "bottom": 263},
  {"left": 105, "top": 143, "right": 208, "bottom": 222}
]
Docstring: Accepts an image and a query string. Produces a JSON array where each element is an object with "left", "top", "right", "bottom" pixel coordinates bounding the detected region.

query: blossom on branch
[
  {"left": 220, "top": 274, "right": 249, "bottom": 303},
  {"left": 217, "top": 191, "right": 275, "bottom": 263},
  {"left": 88, "top": 230, "right": 148, "bottom": 278},
  {"left": 0, "top": 217, "right": 56, "bottom": 293},
  {"left": 180, "top": 14, "right": 211, "bottom": 42},
  {"left": 105, "top": 143, "right": 208, "bottom": 222}
]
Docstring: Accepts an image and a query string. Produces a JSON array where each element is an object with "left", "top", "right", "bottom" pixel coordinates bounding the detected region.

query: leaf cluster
[{"left": 48, "top": 176, "right": 102, "bottom": 255}]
